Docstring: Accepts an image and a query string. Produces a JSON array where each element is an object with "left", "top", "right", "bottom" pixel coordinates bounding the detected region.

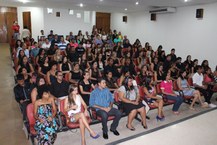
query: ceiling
[{"left": 1, "top": 0, "right": 217, "bottom": 12}]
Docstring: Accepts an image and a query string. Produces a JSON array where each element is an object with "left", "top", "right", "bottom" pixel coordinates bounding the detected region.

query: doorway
[
  {"left": 22, "top": 11, "right": 32, "bottom": 37},
  {"left": 96, "top": 12, "right": 111, "bottom": 33}
]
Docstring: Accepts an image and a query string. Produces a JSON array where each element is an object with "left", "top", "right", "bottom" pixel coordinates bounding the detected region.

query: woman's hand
[
  {"left": 47, "top": 116, "right": 53, "bottom": 122},
  {"left": 84, "top": 110, "right": 89, "bottom": 116},
  {"left": 70, "top": 105, "right": 78, "bottom": 110}
]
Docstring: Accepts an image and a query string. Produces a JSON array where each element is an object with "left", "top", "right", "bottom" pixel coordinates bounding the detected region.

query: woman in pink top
[
  {"left": 204, "top": 67, "right": 215, "bottom": 94},
  {"left": 160, "top": 73, "right": 183, "bottom": 115}
]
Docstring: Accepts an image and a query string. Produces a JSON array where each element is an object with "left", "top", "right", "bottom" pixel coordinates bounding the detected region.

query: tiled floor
[
  {"left": 0, "top": 43, "right": 217, "bottom": 145},
  {"left": 118, "top": 109, "right": 217, "bottom": 145},
  {"left": 0, "top": 43, "right": 29, "bottom": 145}
]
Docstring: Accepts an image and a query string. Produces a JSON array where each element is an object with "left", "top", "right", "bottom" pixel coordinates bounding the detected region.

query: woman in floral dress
[{"left": 34, "top": 85, "right": 58, "bottom": 145}]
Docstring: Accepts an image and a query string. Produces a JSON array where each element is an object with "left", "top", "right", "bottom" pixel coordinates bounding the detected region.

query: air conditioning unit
[{"left": 149, "top": 7, "right": 176, "bottom": 14}]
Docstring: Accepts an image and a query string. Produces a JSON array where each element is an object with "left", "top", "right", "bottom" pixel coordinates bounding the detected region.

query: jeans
[
  {"left": 96, "top": 108, "right": 122, "bottom": 133},
  {"left": 166, "top": 95, "right": 183, "bottom": 112}
]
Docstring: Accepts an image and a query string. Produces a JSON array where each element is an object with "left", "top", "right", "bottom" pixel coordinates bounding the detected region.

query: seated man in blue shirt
[{"left": 89, "top": 78, "right": 122, "bottom": 139}]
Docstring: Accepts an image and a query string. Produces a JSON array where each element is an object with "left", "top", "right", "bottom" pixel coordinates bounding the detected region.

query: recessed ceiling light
[
  {"left": 135, "top": 1, "right": 139, "bottom": 5},
  {"left": 18, "top": 0, "right": 28, "bottom": 4},
  {"left": 124, "top": 8, "right": 128, "bottom": 11},
  {"left": 184, "top": 0, "right": 188, "bottom": 2},
  {"left": 80, "top": 3, "right": 84, "bottom": 7}
]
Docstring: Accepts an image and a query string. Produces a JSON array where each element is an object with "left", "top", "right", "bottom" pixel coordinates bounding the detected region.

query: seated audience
[
  {"left": 34, "top": 85, "right": 57, "bottom": 145},
  {"left": 59, "top": 56, "right": 72, "bottom": 75},
  {"left": 16, "top": 56, "right": 34, "bottom": 76},
  {"left": 35, "top": 49, "right": 47, "bottom": 68},
  {"left": 118, "top": 77, "right": 147, "bottom": 130},
  {"left": 160, "top": 73, "right": 183, "bottom": 115},
  {"left": 154, "top": 64, "right": 165, "bottom": 83},
  {"left": 38, "top": 56, "right": 50, "bottom": 78},
  {"left": 143, "top": 77, "right": 164, "bottom": 121},
  {"left": 46, "top": 61, "right": 57, "bottom": 85},
  {"left": 89, "top": 61, "right": 102, "bottom": 85},
  {"left": 69, "top": 62, "right": 82, "bottom": 85},
  {"left": 31, "top": 77, "right": 46, "bottom": 104},
  {"left": 53, "top": 49, "right": 62, "bottom": 64},
  {"left": 177, "top": 70, "right": 208, "bottom": 110},
  {"left": 90, "top": 78, "right": 122, "bottom": 139},
  {"left": 50, "top": 71, "right": 69, "bottom": 99},
  {"left": 19, "top": 67, "right": 31, "bottom": 83},
  {"left": 105, "top": 71, "right": 118, "bottom": 92},
  {"left": 78, "top": 71, "right": 95, "bottom": 106},
  {"left": 14, "top": 74, "right": 32, "bottom": 120},
  {"left": 64, "top": 85, "right": 99, "bottom": 145},
  {"left": 193, "top": 66, "right": 216, "bottom": 108}
]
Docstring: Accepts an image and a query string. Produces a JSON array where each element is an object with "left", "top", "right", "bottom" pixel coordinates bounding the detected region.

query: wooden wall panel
[{"left": 0, "top": 7, "right": 17, "bottom": 43}]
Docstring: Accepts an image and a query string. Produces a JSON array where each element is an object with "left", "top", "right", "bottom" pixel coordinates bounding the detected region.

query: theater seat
[
  {"left": 59, "top": 99, "right": 91, "bottom": 129},
  {"left": 26, "top": 103, "right": 36, "bottom": 136}
]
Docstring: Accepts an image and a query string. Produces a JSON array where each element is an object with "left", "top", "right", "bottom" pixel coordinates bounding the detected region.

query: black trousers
[
  {"left": 96, "top": 108, "right": 122, "bottom": 133},
  {"left": 20, "top": 101, "right": 31, "bottom": 121},
  {"left": 195, "top": 87, "right": 213, "bottom": 104}
]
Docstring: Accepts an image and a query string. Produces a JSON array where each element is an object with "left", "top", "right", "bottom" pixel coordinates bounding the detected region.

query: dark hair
[
  {"left": 123, "top": 76, "right": 134, "bottom": 91},
  {"left": 97, "top": 78, "right": 105, "bottom": 84},
  {"left": 49, "top": 61, "right": 57, "bottom": 70},
  {"left": 55, "top": 70, "right": 62, "bottom": 76},
  {"left": 36, "top": 77, "right": 45, "bottom": 86},
  {"left": 179, "top": 70, "right": 186, "bottom": 80},
  {"left": 37, "top": 84, "right": 50, "bottom": 99},
  {"left": 68, "top": 84, "right": 77, "bottom": 105},
  {"left": 196, "top": 65, "right": 202, "bottom": 71},
  {"left": 144, "top": 76, "right": 152, "bottom": 90},
  {"left": 16, "top": 74, "right": 24, "bottom": 80}
]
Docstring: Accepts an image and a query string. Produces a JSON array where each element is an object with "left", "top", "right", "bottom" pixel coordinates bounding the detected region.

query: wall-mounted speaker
[
  {"left": 56, "top": 12, "right": 60, "bottom": 17},
  {"left": 123, "top": 16, "right": 127, "bottom": 22},
  {"left": 150, "top": 13, "right": 156, "bottom": 21},
  {"left": 196, "top": 8, "right": 203, "bottom": 18}
]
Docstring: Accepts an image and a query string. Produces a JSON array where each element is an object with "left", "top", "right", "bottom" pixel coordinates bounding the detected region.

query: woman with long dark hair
[
  {"left": 118, "top": 77, "right": 147, "bottom": 131},
  {"left": 64, "top": 85, "right": 99, "bottom": 145},
  {"left": 177, "top": 70, "right": 208, "bottom": 110},
  {"left": 143, "top": 77, "right": 164, "bottom": 121}
]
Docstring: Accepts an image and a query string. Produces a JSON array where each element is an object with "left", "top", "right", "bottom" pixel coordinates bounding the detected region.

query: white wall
[
  {"left": 17, "top": 7, "right": 44, "bottom": 40},
  {"left": 111, "top": 2, "right": 217, "bottom": 70},
  {"left": 43, "top": 9, "right": 95, "bottom": 36},
  {"left": 17, "top": 7, "right": 95, "bottom": 40}
]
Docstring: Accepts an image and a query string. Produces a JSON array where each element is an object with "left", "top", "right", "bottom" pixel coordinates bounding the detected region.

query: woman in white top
[{"left": 64, "top": 85, "right": 99, "bottom": 145}]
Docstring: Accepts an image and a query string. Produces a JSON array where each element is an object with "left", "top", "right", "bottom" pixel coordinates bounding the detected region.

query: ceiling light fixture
[
  {"left": 80, "top": 3, "right": 84, "bottom": 7},
  {"left": 135, "top": 1, "right": 139, "bottom": 5},
  {"left": 18, "top": 0, "right": 28, "bottom": 4},
  {"left": 184, "top": 0, "right": 188, "bottom": 2},
  {"left": 125, "top": 8, "right": 128, "bottom": 11}
]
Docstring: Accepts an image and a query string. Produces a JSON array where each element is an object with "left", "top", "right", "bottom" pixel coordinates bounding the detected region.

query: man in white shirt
[
  {"left": 41, "top": 38, "right": 51, "bottom": 50},
  {"left": 21, "top": 26, "right": 31, "bottom": 41},
  {"left": 193, "top": 65, "right": 215, "bottom": 108}
]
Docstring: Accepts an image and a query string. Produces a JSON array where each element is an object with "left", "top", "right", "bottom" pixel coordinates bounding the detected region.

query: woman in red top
[{"left": 12, "top": 21, "right": 20, "bottom": 40}]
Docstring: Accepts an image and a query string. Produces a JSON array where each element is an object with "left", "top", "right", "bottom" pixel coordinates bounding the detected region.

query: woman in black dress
[
  {"left": 78, "top": 71, "right": 95, "bottom": 106},
  {"left": 69, "top": 62, "right": 82, "bottom": 85}
]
